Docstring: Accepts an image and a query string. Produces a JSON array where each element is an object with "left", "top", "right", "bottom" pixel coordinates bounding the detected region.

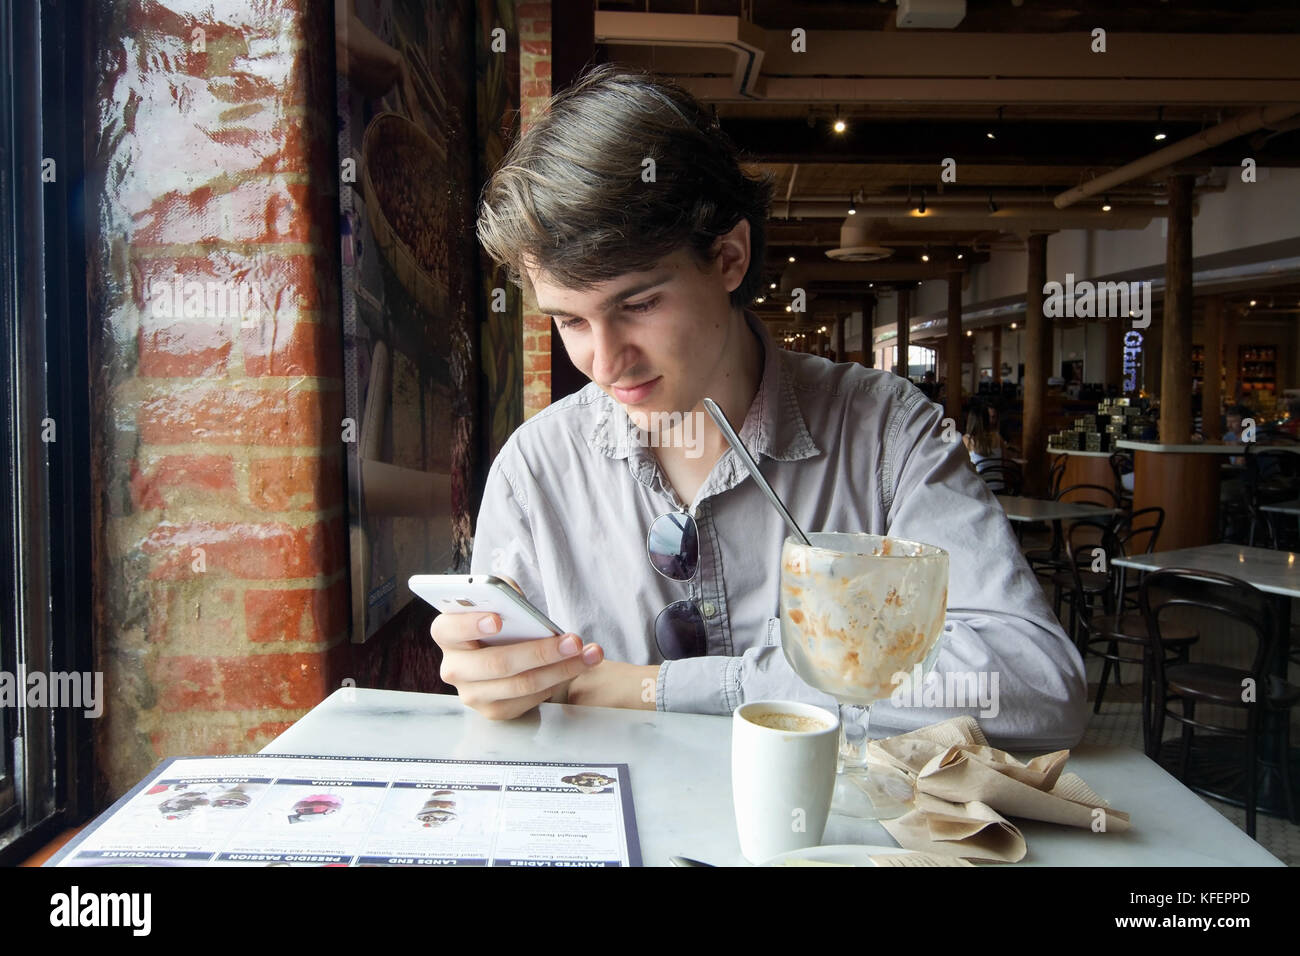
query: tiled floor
[{"left": 1021, "top": 521, "right": 1300, "bottom": 866}]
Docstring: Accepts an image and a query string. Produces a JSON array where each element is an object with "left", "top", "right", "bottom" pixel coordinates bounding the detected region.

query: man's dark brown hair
[{"left": 476, "top": 63, "right": 774, "bottom": 310}]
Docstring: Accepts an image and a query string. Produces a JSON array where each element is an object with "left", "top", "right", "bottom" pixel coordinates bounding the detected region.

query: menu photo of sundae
[{"left": 561, "top": 772, "right": 617, "bottom": 795}]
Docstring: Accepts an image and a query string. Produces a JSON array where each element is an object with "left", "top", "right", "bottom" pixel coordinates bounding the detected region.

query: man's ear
[{"left": 716, "top": 219, "right": 751, "bottom": 294}]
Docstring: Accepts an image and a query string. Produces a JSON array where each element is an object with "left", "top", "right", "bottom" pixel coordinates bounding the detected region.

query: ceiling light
[
  {"left": 1250, "top": 299, "right": 1257, "bottom": 307},
  {"left": 848, "top": 194, "right": 857, "bottom": 216},
  {"left": 832, "top": 106, "right": 846, "bottom": 134},
  {"left": 770, "top": 282, "right": 776, "bottom": 289},
  {"left": 786, "top": 305, "right": 792, "bottom": 312},
  {"left": 918, "top": 189, "right": 926, "bottom": 215},
  {"left": 965, "top": 330, "right": 973, "bottom": 337},
  {"left": 1010, "top": 322, "right": 1017, "bottom": 329},
  {"left": 957, "top": 253, "right": 964, "bottom": 260},
  {"left": 788, "top": 255, "right": 796, "bottom": 263},
  {"left": 921, "top": 252, "right": 930, "bottom": 262},
  {"left": 1154, "top": 106, "right": 1167, "bottom": 142},
  {"left": 988, "top": 193, "right": 998, "bottom": 213},
  {"left": 1101, "top": 196, "right": 1112, "bottom": 212},
  {"left": 755, "top": 296, "right": 765, "bottom": 304}
]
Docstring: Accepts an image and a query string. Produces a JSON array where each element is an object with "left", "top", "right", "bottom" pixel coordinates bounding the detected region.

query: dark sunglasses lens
[
  {"left": 647, "top": 512, "right": 698, "bottom": 581},
  {"left": 655, "top": 601, "right": 708, "bottom": 660}
]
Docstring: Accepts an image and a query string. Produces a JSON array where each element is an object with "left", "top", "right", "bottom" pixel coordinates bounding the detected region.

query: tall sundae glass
[{"left": 780, "top": 532, "right": 949, "bottom": 820}]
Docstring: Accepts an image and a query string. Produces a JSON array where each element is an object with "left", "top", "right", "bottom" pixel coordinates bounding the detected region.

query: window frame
[{"left": 0, "top": 0, "right": 95, "bottom": 866}]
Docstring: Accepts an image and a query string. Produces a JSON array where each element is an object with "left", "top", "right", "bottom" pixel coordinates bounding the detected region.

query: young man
[{"left": 432, "top": 64, "right": 1088, "bottom": 750}]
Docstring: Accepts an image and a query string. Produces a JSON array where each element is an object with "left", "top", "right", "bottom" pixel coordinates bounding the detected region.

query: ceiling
[{"left": 592, "top": 1, "right": 1300, "bottom": 337}]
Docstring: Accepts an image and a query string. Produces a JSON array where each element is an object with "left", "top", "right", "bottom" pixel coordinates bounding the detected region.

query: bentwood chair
[{"left": 1141, "top": 568, "right": 1300, "bottom": 839}]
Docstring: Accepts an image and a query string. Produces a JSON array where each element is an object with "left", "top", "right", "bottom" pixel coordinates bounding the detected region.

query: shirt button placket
[{"left": 693, "top": 499, "right": 730, "bottom": 655}]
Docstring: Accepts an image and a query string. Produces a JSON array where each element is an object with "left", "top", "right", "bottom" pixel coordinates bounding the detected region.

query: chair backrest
[
  {"left": 1118, "top": 506, "right": 1164, "bottom": 556},
  {"left": 976, "top": 461, "right": 1023, "bottom": 496},
  {"left": 1055, "top": 482, "right": 1120, "bottom": 509},
  {"left": 1048, "top": 455, "right": 1067, "bottom": 497},
  {"left": 1139, "top": 568, "right": 1278, "bottom": 694},
  {"left": 1108, "top": 451, "right": 1134, "bottom": 499},
  {"left": 1063, "top": 521, "right": 1123, "bottom": 618}
]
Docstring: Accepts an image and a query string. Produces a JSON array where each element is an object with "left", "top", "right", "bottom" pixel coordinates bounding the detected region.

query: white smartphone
[{"left": 408, "top": 574, "right": 563, "bottom": 645}]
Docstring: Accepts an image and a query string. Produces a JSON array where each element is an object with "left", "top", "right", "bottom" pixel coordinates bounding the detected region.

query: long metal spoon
[{"left": 703, "top": 397, "right": 811, "bottom": 547}]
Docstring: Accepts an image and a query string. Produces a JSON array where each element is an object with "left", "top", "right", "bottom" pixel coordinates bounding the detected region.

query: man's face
[
  {"left": 1227, "top": 412, "right": 1242, "bottom": 433},
  {"left": 526, "top": 222, "right": 750, "bottom": 426}
]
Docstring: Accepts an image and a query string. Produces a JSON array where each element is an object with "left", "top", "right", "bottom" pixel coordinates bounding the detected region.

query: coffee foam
[{"left": 747, "top": 712, "right": 831, "bottom": 733}]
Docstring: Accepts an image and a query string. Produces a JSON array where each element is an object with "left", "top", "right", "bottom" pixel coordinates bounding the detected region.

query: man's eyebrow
[{"left": 536, "top": 272, "right": 674, "bottom": 318}]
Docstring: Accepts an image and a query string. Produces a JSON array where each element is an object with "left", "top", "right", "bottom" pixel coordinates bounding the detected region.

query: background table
[
  {"left": 996, "top": 496, "right": 1119, "bottom": 524},
  {"left": 262, "top": 688, "right": 1283, "bottom": 866}
]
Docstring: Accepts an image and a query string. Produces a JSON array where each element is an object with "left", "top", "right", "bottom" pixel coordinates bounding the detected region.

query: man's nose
[{"left": 590, "top": 324, "right": 636, "bottom": 385}]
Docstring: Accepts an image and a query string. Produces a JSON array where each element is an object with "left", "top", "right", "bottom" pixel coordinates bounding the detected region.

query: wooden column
[
  {"left": 1160, "top": 174, "right": 1196, "bottom": 442},
  {"left": 896, "top": 286, "right": 912, "bottom": 377},
  {"left": 1023, "top": 233, "right": 1050, "bottom": 496},
  {"left": 862, "top": 295, "right": 876, "bottom": 367},
  {"left": 946, "top": 271, "right": 963, "bottom": 423},
  {"left": 992, "top": 326, "right": 1003, "bottom": 384},
  {"left": 1203, "top": 295, "right": 1225, "bottom": 439},
  {"left": 1224, "top": 304, "right": 1240, "bottom": 405}
]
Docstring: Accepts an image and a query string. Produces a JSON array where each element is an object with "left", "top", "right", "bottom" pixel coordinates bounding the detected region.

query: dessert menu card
[{"left": 46, "top": 754, "right": 640, "bottom": 867}]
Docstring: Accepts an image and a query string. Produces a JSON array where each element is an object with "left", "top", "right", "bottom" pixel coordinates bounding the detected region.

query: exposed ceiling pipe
[
  {"left": 1054, "top": 103, "right": 1300, "bottom": 208},
  {"left": 594, "top": 12, "right": 767, "bottom": 98},
  {"left": 774, "top": 203, "right": 1165, "bottom": 224}
]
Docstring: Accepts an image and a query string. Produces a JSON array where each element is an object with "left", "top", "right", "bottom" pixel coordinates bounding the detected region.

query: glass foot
[{"left": 830, "top": 765, "right": 915, "bottom": 820}]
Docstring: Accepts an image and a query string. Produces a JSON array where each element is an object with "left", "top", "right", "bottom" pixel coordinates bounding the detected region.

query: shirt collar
[{"left": 587, "top": 307, "right": 819, "bottom": 464}]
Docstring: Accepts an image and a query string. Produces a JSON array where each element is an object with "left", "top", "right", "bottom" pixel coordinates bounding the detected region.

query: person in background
[{"left": 963, "top": 403, "right": 1009, "bottom": 489}]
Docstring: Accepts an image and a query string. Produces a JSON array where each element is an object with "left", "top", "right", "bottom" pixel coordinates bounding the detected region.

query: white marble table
[
  {"left": 1112, "top": 543, "right": 1300, "bottom": 599},
  {"left": 996, "top": 496, "right": 1119, "bottom": 524},
  {"left": 262, "top": 688, "right": 1282, "bottom": 867}
]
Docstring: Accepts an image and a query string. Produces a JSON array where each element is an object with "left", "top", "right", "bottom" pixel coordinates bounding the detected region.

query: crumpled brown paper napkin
[{"left": 864, "top": 716, "right": 1131, "bottom": 862}]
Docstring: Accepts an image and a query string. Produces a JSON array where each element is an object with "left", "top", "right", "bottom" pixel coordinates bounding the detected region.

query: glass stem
[{"left": 838, "top": 703, "right": 872, "bottom": 773}]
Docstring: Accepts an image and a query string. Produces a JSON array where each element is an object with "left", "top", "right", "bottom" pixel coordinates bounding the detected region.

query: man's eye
[
  {"left": 556, "top": 317, "right": 584, "bottom": 330},
  {"left": 625, "top": 297, "right": 659, "bottom": 313}
]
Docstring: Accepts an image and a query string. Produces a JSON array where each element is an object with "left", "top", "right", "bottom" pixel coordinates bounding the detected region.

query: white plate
[{"left": 759, "top": 844, "right": 909, "bottom": 867}]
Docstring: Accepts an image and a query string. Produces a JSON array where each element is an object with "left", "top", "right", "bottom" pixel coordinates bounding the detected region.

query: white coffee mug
[{"left": 731, "top": 700, "right": 840, "bottom": 864}]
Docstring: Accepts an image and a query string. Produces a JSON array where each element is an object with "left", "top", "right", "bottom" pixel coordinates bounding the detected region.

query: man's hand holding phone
[{"left": 428, "top": 578, "right": 604, "bottom": 720}]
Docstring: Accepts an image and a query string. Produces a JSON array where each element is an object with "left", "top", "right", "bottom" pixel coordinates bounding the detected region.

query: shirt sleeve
[
  {"left": 657, "top": 617, "right": 839, "bottom": 715},
  {"left": 468, "top": 450, "right": 549, "bottom": 618},
  {"left": 865, "top": 391, "right": 1090, "bottom": 751}
]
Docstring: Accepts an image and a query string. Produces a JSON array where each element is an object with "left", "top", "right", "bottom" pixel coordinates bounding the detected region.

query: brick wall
[
  {"left": 518, "top": 1, "right": 553, "bottom": 418},
  {"left": 89, "top": 1, "right": 348, "bottom": 799}
]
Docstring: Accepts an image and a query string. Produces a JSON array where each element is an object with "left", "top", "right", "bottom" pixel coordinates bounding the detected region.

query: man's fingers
[
  {"left": 429, "top": 610, "right": 497, "bottom": 649},
  {"left": 440, "top": 633, "right": 596, "bottom": 685},
  {"left": 457, "top": 652, "right": 600, "bottom": 707}
]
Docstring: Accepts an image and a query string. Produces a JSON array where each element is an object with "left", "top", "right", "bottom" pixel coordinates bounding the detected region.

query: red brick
[
  {"left": 139, "top": 518, "right": 337, "bottom": 580},
  {"left": 522, "top": 40, "right": 551, "bottom": 56},
  {"left": 155, "top": 656, "right": 221, "bottom": 711},
  {"left": 132, "top": 180, "right": 311, "bottom": 247},
  {"left": 147, "top": 582, "right": 242, "bottom": 647},
  {"left": 517, "top": 2, "right": 551, "bottom": 18},
  {"left": 241, "top": 319, "right": 340, "bottom": 377},
  {"left": 525, "top": 350, "right": 550, "bottom": 372},
  {"left": 139, "top": 321, "right": 233, "bottom": 377},
  {"left": 245, "top": 576, "right": 347, "bottom": 643},
  {"left": 154, "top": 651, "right": 331, "bottom": 711},
  {"left": 218, "top": 652, "right": 332, "bottom": 710},
  {"left": 131, "top": 455, "right": 237, "bottom": 510},
  {"left": 132, "top": 253, "right": 322, "bottom": 315},
  {"left": 523, "top": 312, "right": 550, "bottom": 332},
  {"left": 138, "top": 384, "right": 343, "bottom": 447},
  {"left": 249, "top": 453, "right": 342, "bottom": 510},
  {"left": 532, "top": 59, "right": 551, "bottom": 78},
  {"left": 522, "top": 80, "right": 550, "bottom": 98},
  {"left": 244, "top": 720, "right": 295, "bottom": 745},
  {"left": 523, "top": 372, "right": 537, "bottom": 387}
]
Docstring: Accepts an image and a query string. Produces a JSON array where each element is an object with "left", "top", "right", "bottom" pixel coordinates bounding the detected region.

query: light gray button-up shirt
[{"left": 470, "top": 309, "right": 1089, "bottom": 750}]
